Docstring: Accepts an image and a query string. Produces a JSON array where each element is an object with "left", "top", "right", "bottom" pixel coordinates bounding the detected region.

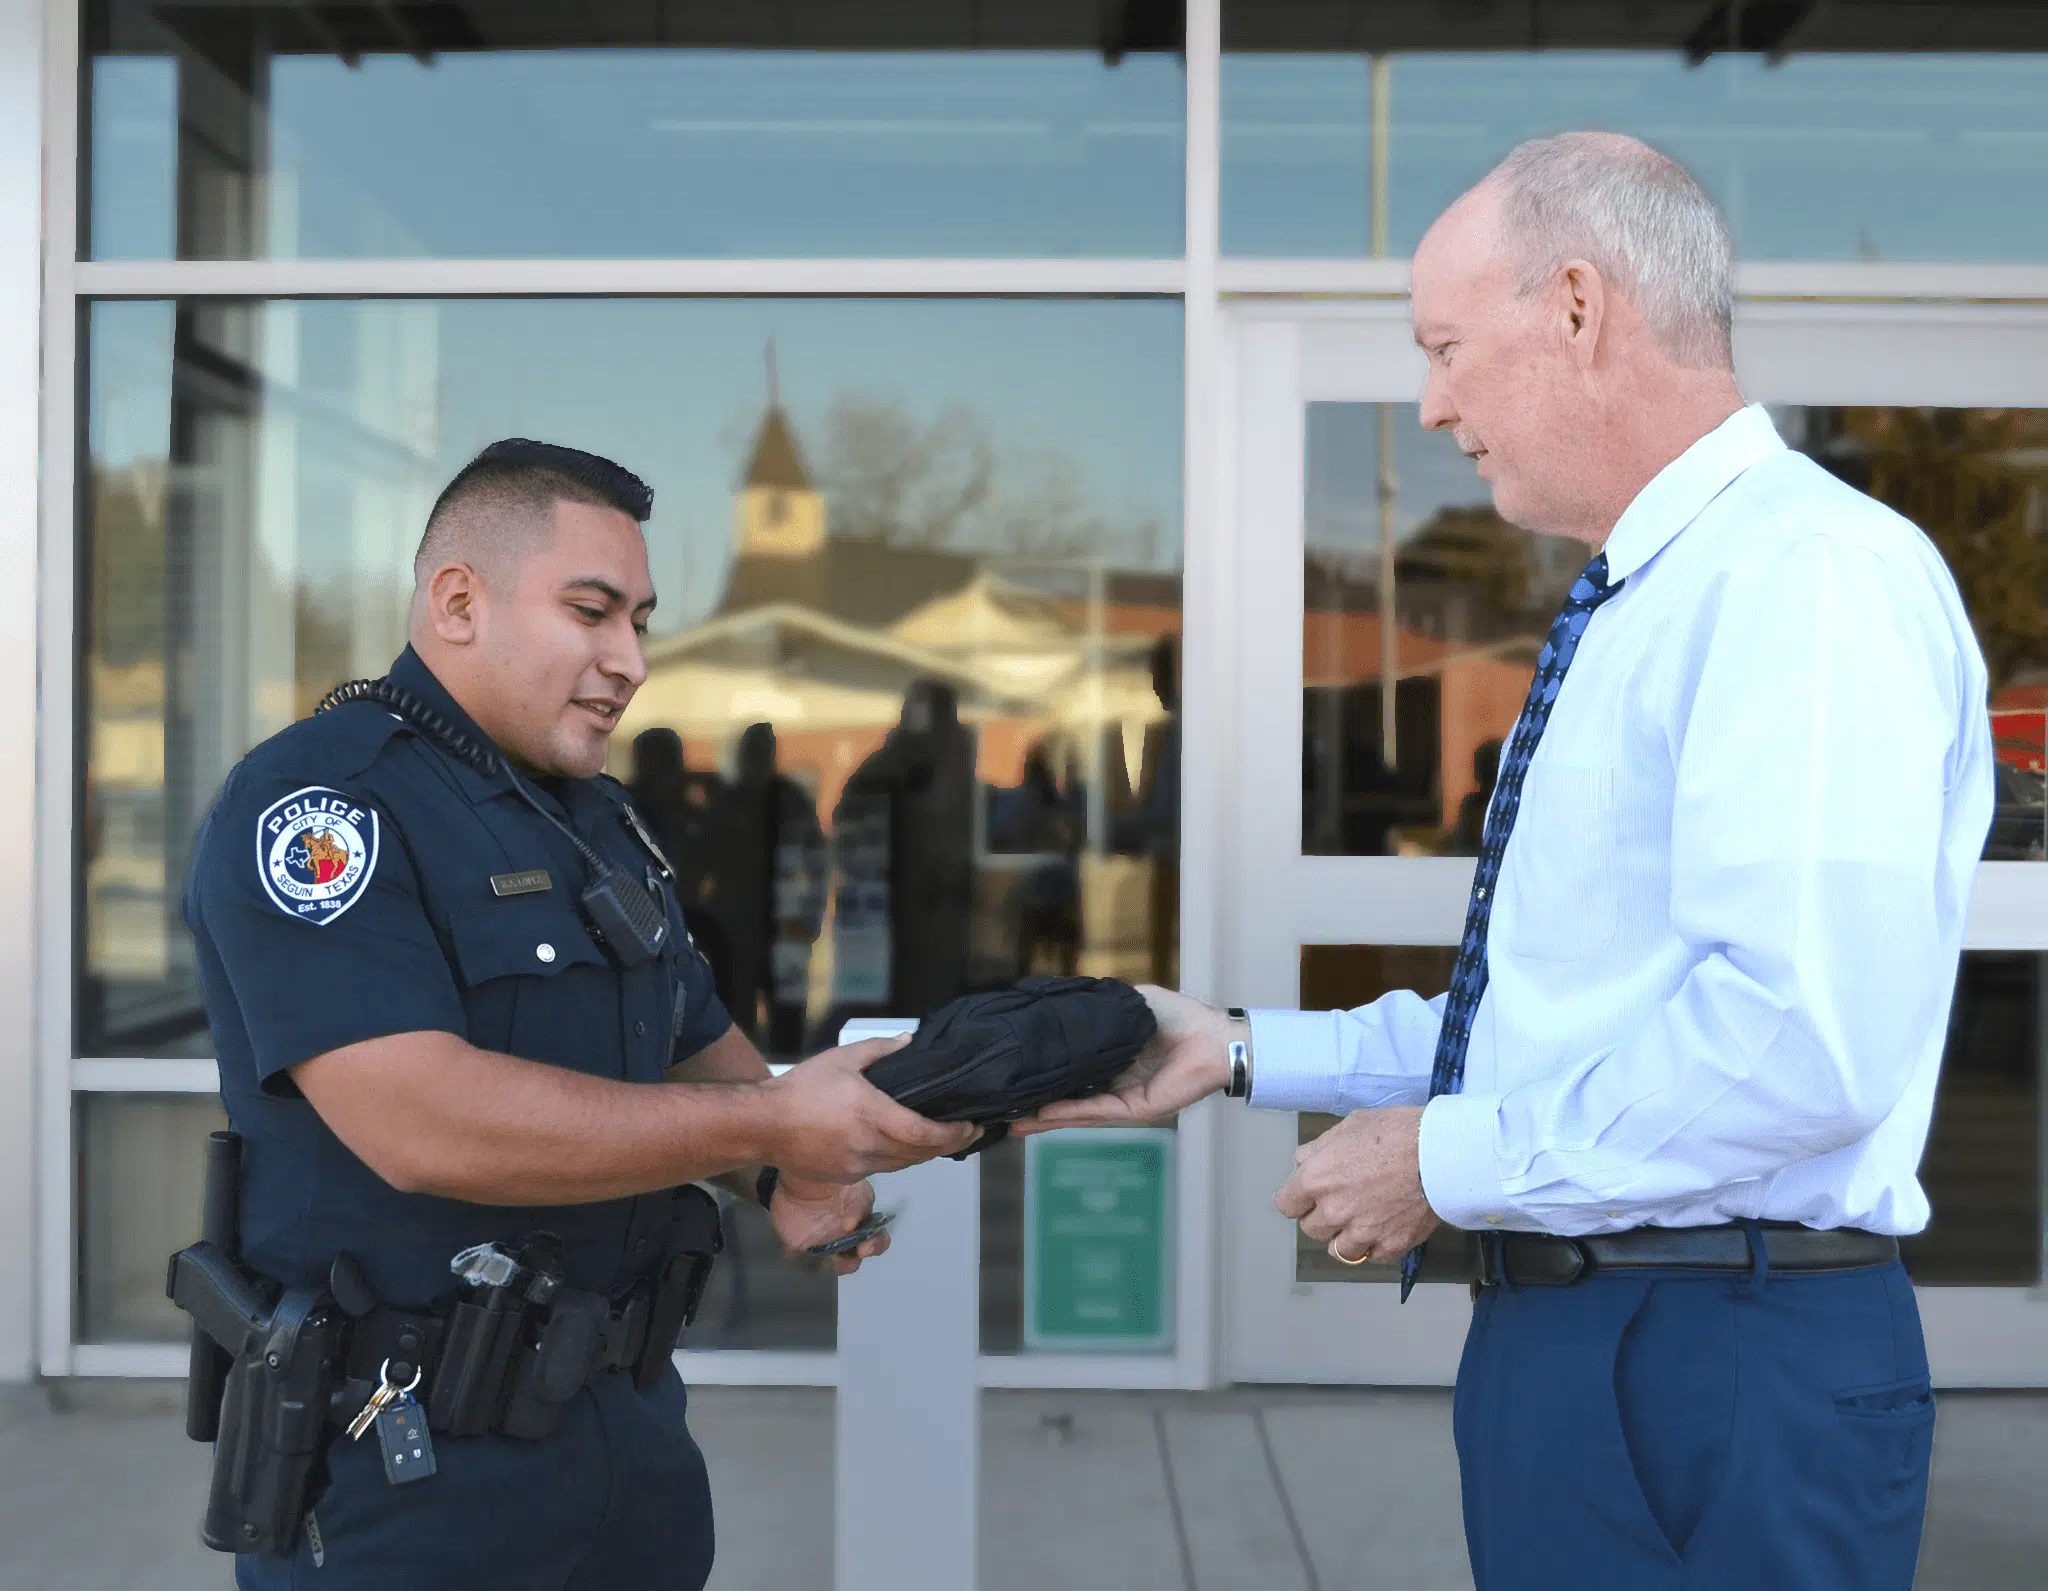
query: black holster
[
  {"left": 167, "top": 1130, "right": 343, "bottom": 1559},
  {"left": 166, "top": 1241, "right": 343, "bottom": 1556},
  {"left": 635, "top": 1184, "right": 723, "bottom": 1389},
  {"left": 437, "top": 1187, "right": 722, "bottom": 1441}
]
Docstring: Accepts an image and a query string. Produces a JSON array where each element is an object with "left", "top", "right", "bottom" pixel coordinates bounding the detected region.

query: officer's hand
[
  {"left": 1275, "top": 1106, "right": 1439, "bottom": 1265},
  {"left": 770, "top": 1173, "right": 887, "bottom": 1277},
  {"left": 762, "top": 1038, "right": 979, "bottom": 1182},
  {"left": 1012, "top": 985, "right": 1229, "bottom": 1134}
]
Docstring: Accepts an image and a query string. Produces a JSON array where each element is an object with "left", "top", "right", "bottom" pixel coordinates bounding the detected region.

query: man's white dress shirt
[{"left": 1249, "top": 404, "right": 1994, "bottom": 1238}]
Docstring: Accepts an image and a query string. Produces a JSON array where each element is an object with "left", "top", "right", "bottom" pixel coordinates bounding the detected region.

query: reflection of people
[
  {"left": 1113, "top": 634, "right": 1181, "bottom": 984},
  {"left": 626, "top": 727, "right": 735, "bottom": 1011},
  {"left": 991, "top": 740, "right": 1082, "bottom": 976},
  {"left": 720, "top": 723, "right": 828, "bottom": 1055},
  {"left": 1025, "top": 136, "right": 1993, "bottom": 1589},
  {"left": 830, "top": 679, "right": 977, "bottom": 1022},
  {"left": 179, "top": 440, "right": 972, "bottom": 1590},
  {"left": 1441, "top": 739, "right": 1502, "bottom": 857}
]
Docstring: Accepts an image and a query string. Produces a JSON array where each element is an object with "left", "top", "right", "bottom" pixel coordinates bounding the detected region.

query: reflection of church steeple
[{"left": 736, "top": 339, "right": 827, "bottom": 559}]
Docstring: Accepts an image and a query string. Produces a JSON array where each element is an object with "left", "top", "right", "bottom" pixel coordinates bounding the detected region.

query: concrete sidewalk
[{"left": 1, "top": 1383, "right": 2041, "bottom": 1589}]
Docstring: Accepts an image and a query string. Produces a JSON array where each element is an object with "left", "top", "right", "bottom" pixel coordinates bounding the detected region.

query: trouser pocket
[
  {"left": 1831, "top": 1374, "right": 1937, "bottom": 1545},
  {"left": 1609, "top": 1279, "right": 1739, "bottom": 1560}
]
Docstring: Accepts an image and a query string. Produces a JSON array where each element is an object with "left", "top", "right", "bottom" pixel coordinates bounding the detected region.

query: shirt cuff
[
  {"left": 1245, "top": 1008, "right": 1345, "bottom": 1115},
  {"left": 1418, "top": 1092, "right": 1513, "bottom": 1230}
]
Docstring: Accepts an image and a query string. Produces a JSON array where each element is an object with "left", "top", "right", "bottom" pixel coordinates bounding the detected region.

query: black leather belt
[{"left": 1474, "top": 1222, "right": 1898, "bottom": 1289}]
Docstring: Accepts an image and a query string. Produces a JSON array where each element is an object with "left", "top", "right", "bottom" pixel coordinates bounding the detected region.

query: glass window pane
[
  {"left": 1906, "top": 952, "right": 2045, "bottom": 1286},
  {"left": 1295, "top": 946, "right": 1464, "bottom": 1284},
  {"left": 78, "top": 1093, "right": 229, "bottom": 1341},
  {"left": 86, "top": 3, "right": 1184, "bottom": 259},
  {"left": 81, "top": 295, "right": 1183, "bottom": 1351},
  {"left": 1294, "top": 947, "right": 2045, "bottom": 1288},
  {"left": 1221, "top": 29, "right": 2048, "bottom": 260},
  {"left": 1300, "top": 404, "right": 2048, "bottom": 862}
]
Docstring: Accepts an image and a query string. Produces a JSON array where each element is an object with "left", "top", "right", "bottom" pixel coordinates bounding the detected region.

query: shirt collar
[
  {"left": 1599, "top": 403, "right": 1785, "bottom": 583},
  {"left": 385, "top": 646, "right": 519, "bottom": 806},
  {"left": 384, "top": 648, "right": 603, "bottom": 821}
]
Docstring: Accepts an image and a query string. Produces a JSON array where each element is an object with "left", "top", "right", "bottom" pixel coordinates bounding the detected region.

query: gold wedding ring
[{"left": 1334, "top": 1245, "right": 1372, "bottom": 1266}]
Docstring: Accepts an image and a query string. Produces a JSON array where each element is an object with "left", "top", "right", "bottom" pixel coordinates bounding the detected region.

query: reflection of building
[
  {"left": 734, "top": 349, "right": 828, "bottom": 563},
  {"left": 620, "top": 386, "right": 1177, "bottom": 815}
]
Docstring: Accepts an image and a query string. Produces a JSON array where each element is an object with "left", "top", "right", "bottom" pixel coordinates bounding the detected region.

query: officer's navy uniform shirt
[
  {"left": 185, "top": 646, "right": 731, "bottom": 1308},
  {"left": 1249, "top": 404, "right": 1996, "bottom": 1239}
]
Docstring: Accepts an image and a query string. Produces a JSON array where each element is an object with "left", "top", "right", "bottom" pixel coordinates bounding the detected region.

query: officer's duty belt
[
  {"left": 1473, "top": 1222, "right": 1899, "bottom": 1289},
  {"left": 336, "top": 1285, "right": 656, "bottom": 1426}
]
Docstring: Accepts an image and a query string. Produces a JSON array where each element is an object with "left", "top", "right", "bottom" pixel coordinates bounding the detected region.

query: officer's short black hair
[{"left": 415, "top": 439, "right": 653, "bottom": 584}]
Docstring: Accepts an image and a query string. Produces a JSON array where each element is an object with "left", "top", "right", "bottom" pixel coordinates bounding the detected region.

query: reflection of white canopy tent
[
  {"left": 618, "top": 586, "right": 1169, "bottom": 776},
  {"left": 1043, "top": 667, "right": 1169, "bottom": 730},
  {"left": 619, "top": 664, "right": 920, "bottom": 743},
  {"left": 887, "top": 572, "right": 1161, "bottom": 701}
]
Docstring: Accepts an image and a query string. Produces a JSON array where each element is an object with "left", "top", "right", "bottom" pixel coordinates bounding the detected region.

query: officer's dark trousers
[
  {"left": 1454, "top": 1255, "right": 1933, "bottom": 1590},
  {"left": 236, "top": 1368, "right": 714, "bottom": 1591}
]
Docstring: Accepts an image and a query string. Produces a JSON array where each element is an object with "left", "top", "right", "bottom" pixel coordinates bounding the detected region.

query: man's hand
[
  {"left": 1275, "top": 1106, "right": 1440, "bottom": 1265},
  {"left": 769, "top": 1173, "right": 889, "bottom": 1277},
  {"left": 1012, "top": 985, "right": 1230, "bottom": 1134},
  {"left": 761, "top": 1037, "right": 978, "bottom": 1182}
]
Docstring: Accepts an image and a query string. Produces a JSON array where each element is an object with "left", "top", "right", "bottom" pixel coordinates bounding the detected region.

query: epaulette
[{"left": 245, "top": 698, "right": 414, "bottom": 785}]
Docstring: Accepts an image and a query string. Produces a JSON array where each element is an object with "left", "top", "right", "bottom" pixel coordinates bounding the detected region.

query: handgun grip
[{"left": 169, "top": 1242, "right": 276, "bottom": 1363}]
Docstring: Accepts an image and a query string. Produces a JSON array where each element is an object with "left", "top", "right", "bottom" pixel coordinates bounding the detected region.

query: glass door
[{"left": 1218, "top": 300, "right": 2048, "bottom": 1386}]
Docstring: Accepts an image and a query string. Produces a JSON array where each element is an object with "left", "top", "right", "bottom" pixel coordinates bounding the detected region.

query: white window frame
[
  {"left": 29, "top": 0, "right": 1233, "bottom": 1391},
  {"left": 1214, "top": 301, "right": 2048, "bottom": 1388}
]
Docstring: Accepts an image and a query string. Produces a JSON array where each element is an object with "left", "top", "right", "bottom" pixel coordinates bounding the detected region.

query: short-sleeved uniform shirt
[{"left": 184, "top": 647, "right": 731, "bottom": 1307}]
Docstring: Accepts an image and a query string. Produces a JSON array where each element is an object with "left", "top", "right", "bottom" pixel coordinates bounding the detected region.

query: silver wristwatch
[{"left": 1224, "top": 1007, "right": 1253, "bottom": 1100}]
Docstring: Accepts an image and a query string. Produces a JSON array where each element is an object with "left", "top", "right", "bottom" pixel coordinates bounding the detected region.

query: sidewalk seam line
[
  {"left": 1254, "top": 1406, "right": 1322, "bottom": 1591},
  {"left": 1153, "top": 1408, "right": 1200, "bottom": 1591}
]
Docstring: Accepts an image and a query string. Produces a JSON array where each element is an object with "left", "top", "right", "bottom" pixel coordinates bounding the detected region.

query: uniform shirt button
[
  {"left": 634, "top": 1020, "right": 647, "bottom": 1038},
  {"left": 536, "top": 943, "right": 557, "bottom": 964}
]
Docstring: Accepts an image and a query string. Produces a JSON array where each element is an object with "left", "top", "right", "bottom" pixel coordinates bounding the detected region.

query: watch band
[
  {"left": 755, "top": 1165, "right": 780, "bottom": 1209},
  {"left": 1224, "top": 1008, "right": 1252, "bottom": 1100}
]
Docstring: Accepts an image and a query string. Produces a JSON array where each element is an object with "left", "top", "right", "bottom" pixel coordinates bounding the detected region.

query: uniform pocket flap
[{"left": 447, "top": 900, "right": 602, "bottom": 986}]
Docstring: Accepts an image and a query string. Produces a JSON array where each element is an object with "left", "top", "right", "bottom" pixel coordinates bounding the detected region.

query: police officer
[{"left": 183, "top": 439, "right": 975, "bottom": 1590}]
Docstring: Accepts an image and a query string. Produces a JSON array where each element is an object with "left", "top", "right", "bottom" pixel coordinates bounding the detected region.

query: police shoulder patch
[{"left": 255, "top": 786, "right": 381, "bottom": 925}]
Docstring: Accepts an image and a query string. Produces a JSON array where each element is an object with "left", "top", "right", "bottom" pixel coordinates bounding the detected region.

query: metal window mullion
[
  {"left": 1217, "top": 258, "right": 2048, "bottom": 305},
  {"left": 33, "top": 0, "right": 81, "bottom": 1381},
  {"left": 1169, "top": 0, "right": 1223, "bottom": 1393},
  {"left": 73, "top": 257, "right": 1191, "bottom": 300},
  {"left": 1966, "top": 863, "right": 2048, "bottom": 952},
  {"left": 70, "top": 1059, "right": 220, "bottom": 1092}
]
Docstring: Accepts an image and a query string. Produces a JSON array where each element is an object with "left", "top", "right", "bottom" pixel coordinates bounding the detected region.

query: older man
[{"left": 1024, "top": 132, "right": 1992, "bottom": 1588}]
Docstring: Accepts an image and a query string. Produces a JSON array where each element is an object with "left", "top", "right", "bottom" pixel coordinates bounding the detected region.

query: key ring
[{"left": 378, "top": 1357, "right": 424, "bottom": 1395}]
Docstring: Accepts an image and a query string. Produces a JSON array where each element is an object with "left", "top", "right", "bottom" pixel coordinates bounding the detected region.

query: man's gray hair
[{"left": 1488, "top": 131, "right": 1735, "bottom": 370}]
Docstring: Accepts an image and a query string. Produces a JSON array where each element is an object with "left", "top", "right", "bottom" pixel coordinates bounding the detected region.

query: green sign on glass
[{"left": 1023, "top": 1128, "right": 1175, "bottom": 1354}]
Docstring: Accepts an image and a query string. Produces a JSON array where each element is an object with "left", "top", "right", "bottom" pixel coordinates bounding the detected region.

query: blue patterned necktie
[{"left": 1400, "top": 552, "right": 1623, "bottom": 1300}]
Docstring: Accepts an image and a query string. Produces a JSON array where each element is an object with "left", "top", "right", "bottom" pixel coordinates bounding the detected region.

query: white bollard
[{"left": 834, "top": 1020, "right": 981, "bottom": 1591}]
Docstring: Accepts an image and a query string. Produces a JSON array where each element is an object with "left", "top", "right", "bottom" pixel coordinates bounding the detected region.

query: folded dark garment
[{"left": 862, "top": 976, "right": 1157, "bottom": 1156}]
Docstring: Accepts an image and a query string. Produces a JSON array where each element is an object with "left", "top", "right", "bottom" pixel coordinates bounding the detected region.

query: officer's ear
[{"left": 422, "top": 561, "right": 484, "bottom": 646}]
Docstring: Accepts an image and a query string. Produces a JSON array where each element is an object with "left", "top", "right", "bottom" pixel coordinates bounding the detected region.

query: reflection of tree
[
  {"left": 90, "top": 463, "right": 169, "bottom": 666},
  {"left": 813, "top": 394, "right": 1159, "bottom": 564},
  {"left": 1828, "top": 408, "right": 2048, "bottom": 696},
  {"left": 1397, "top": 504, "right": 1563, "bottom": 624}
]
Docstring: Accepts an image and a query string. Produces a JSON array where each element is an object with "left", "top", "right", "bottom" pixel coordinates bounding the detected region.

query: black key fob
[{"left": 377, "top": 1398, "right": 437, "bottom": 1486}]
